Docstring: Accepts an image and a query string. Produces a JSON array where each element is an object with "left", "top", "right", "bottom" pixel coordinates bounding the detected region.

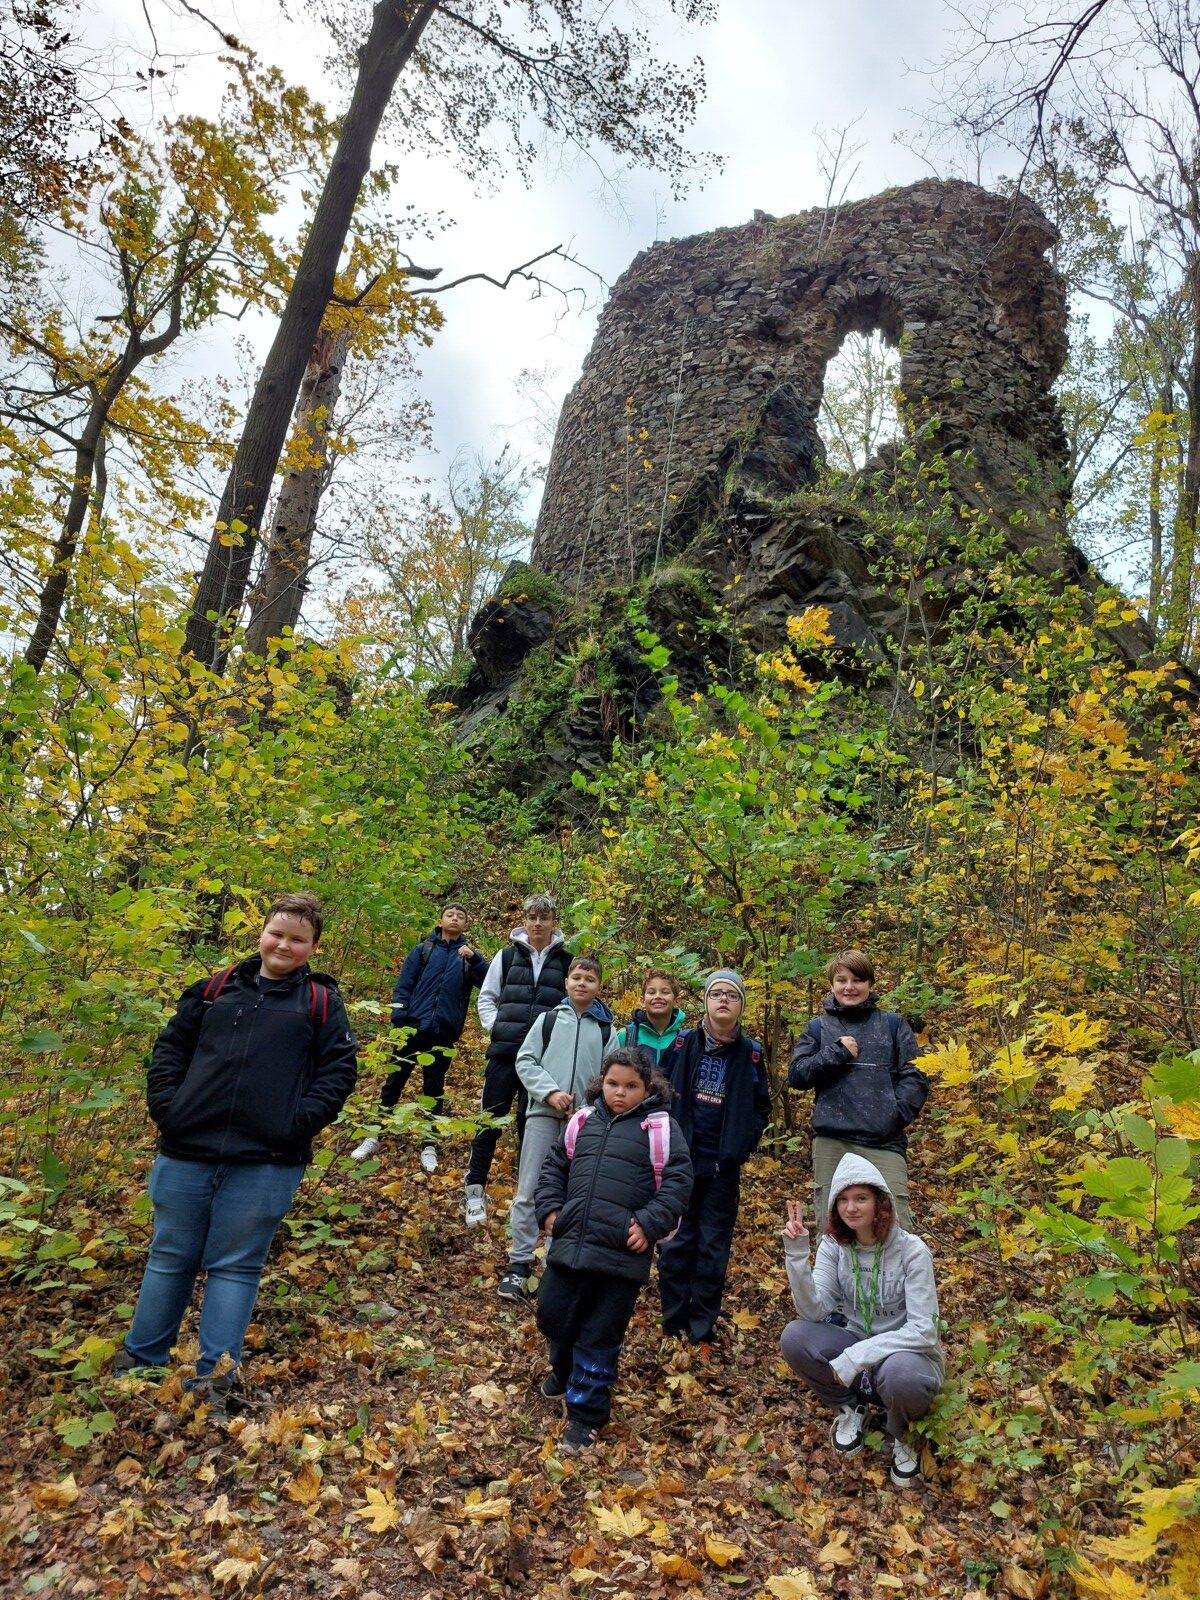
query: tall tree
[
  {"left": 1, "top": 62, "right": 334, "bottom": 674},
  {"left": 940, "top": 0, "right": 1200, "bottom": 660},
  {"left": 182, "top": 0, "right": 718, "bottom": 673},
  {"left": 335, "top": 447, "right": 532, "bottom": 678}
]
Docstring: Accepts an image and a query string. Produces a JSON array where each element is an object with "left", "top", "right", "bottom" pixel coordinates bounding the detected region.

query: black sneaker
[
  {"left": 112, "top": 1348, "right": 167, "bottom": 1378},
  {"left": 497, "top": 1268, "right": 531, "bottom": 1303},
  {"left": 540, "top": 1373, "right": 567, "bottom": 1400},
  {"left": 186, "top": 1373, "right": 235, "bottom": 1422},
  {"left": 560, "top": 1419, "right": 597, "bottom": 1453}
]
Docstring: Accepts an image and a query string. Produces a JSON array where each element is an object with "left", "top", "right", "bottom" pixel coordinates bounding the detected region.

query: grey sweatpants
[
  {"left": 508, "top": 1114, "right": 565, "bottom": 1267},
  {"left": 780, "top": 1318, "right": 940, "bottom": 1442},
  {"left": 812, "top": 1137, "right": 912, "bottom": 1231}
]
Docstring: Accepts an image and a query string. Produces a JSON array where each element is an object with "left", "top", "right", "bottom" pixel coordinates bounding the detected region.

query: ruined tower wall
[{"left": 532, "top": 180, "right": 1070, "bottom": 587}]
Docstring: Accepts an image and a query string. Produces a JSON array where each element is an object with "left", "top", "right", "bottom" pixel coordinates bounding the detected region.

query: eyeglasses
[{"left": 708, "top": 989, "right": 742, "bottom": 1002}]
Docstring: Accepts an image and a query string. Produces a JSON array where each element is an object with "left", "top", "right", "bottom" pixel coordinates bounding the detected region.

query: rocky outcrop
[
  {"left": 533, "top": 180, "right": 1071, "bottom": 589},
  {"left": 528, "top": 177, "right": 1168, "bottom": 672}
]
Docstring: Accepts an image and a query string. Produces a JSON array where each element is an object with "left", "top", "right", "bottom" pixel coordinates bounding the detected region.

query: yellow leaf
[
  {"left": 915, "top": 1039, "right": 972, "bottom": 1087},
  {"left": 703, "top": 1532, "right": 743, "bottom": 1567},
  {"left": 592, "top": 1503, "right": 651, "bottom": 1539},
  {"left": 285, "top": 1460, "right": 322, "bottom": 1505},
  {"left": 1001, "top": 1567, "right": 1040, "bottom": 1599},
  {"left": 818, "top": 1528, "right": 855, "bottom": 1565},
  {"left": 467, "top": 1381, "right": 506, "bottom": 1409},
  {"left": 1049, "top": 1055, "right": 1097, "bottom": 1112},
  {"left": 212, "top": 1557, "right": 260, "bottom": 1586},
  {"left": 766, "top": 1571, "right": 822, "bottom": 1599},
  {"left": 355, "top": 1486, "right": 402, "bottom": 1533},
  {"left": 204, "top": 1493, "right": 238, "bottom": 1528},
  {"left": 730, "top": 1309, "right": 760, "bottom": 1331},
  {"left": 1070, "top": 1557, "right": 1149, "bottom": 1599},
  {"left": 654, "top": 1552, "right": 703, "bottom": 1580},
  {"left": 32, "top": 1474, "right": 80, "bottom": 1509},
  {"left": 1162, "top": 1101, "right": 1200, "bottom": 1140},
  {"left": 875, "top": 1581, "right": 905, "bottom": 1592},
  {"left": 460, "top": 1492, "right": 511, "bottom": 1522},
  {"left": 330, "top": 1558, "right": 361, "bottom": 1581}
]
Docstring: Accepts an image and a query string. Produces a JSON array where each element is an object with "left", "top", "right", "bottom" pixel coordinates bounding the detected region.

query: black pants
[
  {"left": 379, "top": 1030, "right": 454, "bottom": 1124},
  {"left": 464, "top": 1053, "right": 528, "bottom": 1187},
  {"left": 657, "top": 1163, "right": 742, "bottom": 1342},
  {"left": 537, "top": 1263, "right": 642, "bottom": 1428}
]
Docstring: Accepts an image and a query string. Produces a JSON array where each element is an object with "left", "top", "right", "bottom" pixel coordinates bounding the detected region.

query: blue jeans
[{"left": 124, "top": 1155, "right": 304, "bottom": 1375}]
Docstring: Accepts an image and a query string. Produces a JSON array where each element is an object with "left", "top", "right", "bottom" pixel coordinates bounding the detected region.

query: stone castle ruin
[
  {"left": 457, "top": 179, "right": 1162, "bottom": 762},
  {"left": 533, "top": 179, "right": 1069, "bottom": 591},
  {"left": 525, "top": 178, "right": 1160, "bottom": 666}
]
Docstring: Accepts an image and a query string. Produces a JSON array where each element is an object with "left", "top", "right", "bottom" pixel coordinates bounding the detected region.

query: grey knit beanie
[{"left": 704, "top": 968, "right": 746, "bottom": 1003}]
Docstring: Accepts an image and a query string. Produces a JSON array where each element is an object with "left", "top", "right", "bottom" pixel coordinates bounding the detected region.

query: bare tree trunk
[
  {"left": 1147, "top": 380, "right": 1169, "bottom": 634},
  {"left": 1167, "top": 256, "right": 1200, "bottom": 659},
  {"left": 244, "top": 327, "right": 350, "bottom": 657},
  {"left": 182, "top": 0, "right": 439, "bottom": 674}
]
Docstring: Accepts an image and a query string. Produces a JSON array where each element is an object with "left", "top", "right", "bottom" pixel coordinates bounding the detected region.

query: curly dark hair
[{"left": 584, "top": 1046, "right": 673, "bottom": 1106}]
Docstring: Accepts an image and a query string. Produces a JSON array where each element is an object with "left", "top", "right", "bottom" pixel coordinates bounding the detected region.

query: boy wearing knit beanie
[{"left": 658, "top": 968, "right": 771, "bottom": 1345}]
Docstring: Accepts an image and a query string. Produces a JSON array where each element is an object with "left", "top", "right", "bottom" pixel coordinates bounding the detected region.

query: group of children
[{"left": 114, "top": 890, "right": 945, "bottom": 1487}]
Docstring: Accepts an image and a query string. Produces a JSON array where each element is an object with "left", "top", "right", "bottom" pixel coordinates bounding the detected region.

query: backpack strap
[
  {"left": 202, "top": 966, "right": 238, "bottom": 1004},
  {"left": 416, "top": 935, "right": 438, "bottom": 974},
  {"left": 309, "top": 981, "right": 329, "bottom": 1027},
  {"left": 563, "top": 1105, "right": 593, "bottom": 1159},
  {"left": 599, "top": 1018, "right": 612, "bottom": 1048},
  {"left": 641, "top": 1109, "right": 681, "bottom": 1242},
  {"left": 642, "top": 1109, "right": 671, "bottom": 1189},
  {"left": 501, "top": 945, "right": 518, "bottom": 984},
  {"left": 541, "top": 1009, "right": 558, "bottom": 1052}
]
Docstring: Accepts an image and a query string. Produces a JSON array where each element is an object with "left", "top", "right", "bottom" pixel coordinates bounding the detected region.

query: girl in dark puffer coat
[{"left": 534, "top": 1048, "right": 693, "bottom": 1453}]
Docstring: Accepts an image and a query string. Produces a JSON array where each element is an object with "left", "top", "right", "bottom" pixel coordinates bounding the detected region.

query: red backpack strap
[
  {"left": 563, "top": 1106, "right": 593, "bottom": 1159},
  {"left": 202, "top": 966, "right": 238, "bottom": 1003},
  {"left": 308, "top": 981, "right": 329, "bottom": 1027}
]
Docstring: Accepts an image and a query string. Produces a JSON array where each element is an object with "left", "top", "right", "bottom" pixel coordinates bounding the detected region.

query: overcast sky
[{"left": 95, "top": 0, "right": 1000, "bottom": 519}]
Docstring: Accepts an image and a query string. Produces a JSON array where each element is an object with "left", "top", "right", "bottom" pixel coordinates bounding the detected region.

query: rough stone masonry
[{"left": 531, "top": 179, "right": 1074, "bottom": 606}]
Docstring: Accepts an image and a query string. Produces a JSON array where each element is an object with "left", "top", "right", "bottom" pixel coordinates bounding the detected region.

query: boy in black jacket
[
  {"left": 114, "top": 893, "right": 357, "bottom": 1410},
  {"left": 787, "top": 948, "right": 927, "bottom": 1228},
  {"left": 658, "top": 968, "right": 770, "bottom": 1345},
  {"left": 352, "top": 903, "right": 488, "bottom": 1173}
]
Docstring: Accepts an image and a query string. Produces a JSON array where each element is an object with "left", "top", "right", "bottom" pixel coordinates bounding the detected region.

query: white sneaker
[
  {"left": 419, "top": 1145, "right": 438, "bottom": 1175},
  {"left": 831, "top": 1402, "right": 869, "bottom": 1454},
  {"left": 890, "top": 1437, "right": 921, "bottom": 1486},
  {"left": 464, "top": 1184, "right": 487, "bottom": 1227},
  {"left": 352, "top": 1136, "right": 380, "bottom": 1161}
]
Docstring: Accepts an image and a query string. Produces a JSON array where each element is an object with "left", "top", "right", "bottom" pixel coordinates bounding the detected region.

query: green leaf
[
  {"left": 20, "top": 1030, "right": 63, "bottom": 1053},
  {"left": 1155, "top": 1138, "right": 1194, "bottom": 1176},
  {"left": 1122, "top": 1112, "right": 1156, "bottom": 1153},
  {"left": 1148, "top": 1055, "right": 1200, "bottom": 1104}
]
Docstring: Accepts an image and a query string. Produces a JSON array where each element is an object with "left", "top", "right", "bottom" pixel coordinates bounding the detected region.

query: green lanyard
[{"left": 849, "top": 1243, "right": 883, "bottom": 1336}]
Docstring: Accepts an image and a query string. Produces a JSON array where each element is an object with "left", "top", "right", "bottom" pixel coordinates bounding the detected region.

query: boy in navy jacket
[
  {"left": 354, "top": 903, "right": 488, "bottom": 1172},
  {"left": 659, "top": 968, "right": 770, "bottom": 1344}
]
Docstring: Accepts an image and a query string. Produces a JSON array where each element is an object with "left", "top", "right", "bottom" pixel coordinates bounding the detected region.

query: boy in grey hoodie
[
  {"left": 498, "top": 956, "right": 613, "bottom": 1302},
  {"left": 779, "top": 1152, "right": 944, "bottom": 1488}
]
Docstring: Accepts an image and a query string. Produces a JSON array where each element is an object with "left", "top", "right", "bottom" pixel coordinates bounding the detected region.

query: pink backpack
[{"left": 562, "top": 1107, "right": 681, "bottom": 1242}]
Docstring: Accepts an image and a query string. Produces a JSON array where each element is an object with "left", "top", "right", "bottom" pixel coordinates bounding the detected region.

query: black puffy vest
[{"left": 485, "top": 942, "right": 572, "bottom": 1063}]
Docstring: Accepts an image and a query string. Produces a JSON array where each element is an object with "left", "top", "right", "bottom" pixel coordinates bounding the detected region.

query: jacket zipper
[{"left": 218, "top": 997, "right": 255, "bottom": 1160}]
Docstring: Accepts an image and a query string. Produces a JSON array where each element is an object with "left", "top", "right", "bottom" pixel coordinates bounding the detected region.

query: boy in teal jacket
[{"left": 605, "top": 969, "right": 685, "bottom": 1067}]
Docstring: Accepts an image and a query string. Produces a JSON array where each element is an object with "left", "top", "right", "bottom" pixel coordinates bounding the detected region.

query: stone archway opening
[{"left": 817, "top": 327, "right": 902, "bottom": 475}]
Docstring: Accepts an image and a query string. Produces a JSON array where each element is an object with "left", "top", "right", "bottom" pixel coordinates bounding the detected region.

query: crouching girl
[
  {"left": 534, "top": 1048, "right": 693, "bottom": 1453},
  {"left": 780, "top": 1153, "right": 943, "bottom": 1487}
]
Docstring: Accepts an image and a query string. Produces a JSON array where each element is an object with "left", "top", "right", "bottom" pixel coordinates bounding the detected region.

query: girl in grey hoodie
[{"left": 779, "top": 1152, "right": 944, "bottom": 1488}]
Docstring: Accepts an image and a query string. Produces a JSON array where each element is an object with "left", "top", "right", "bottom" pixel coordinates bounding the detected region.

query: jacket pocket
[{"left": 816, "top": 1062, "right": 902, "bottom": 1142}]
